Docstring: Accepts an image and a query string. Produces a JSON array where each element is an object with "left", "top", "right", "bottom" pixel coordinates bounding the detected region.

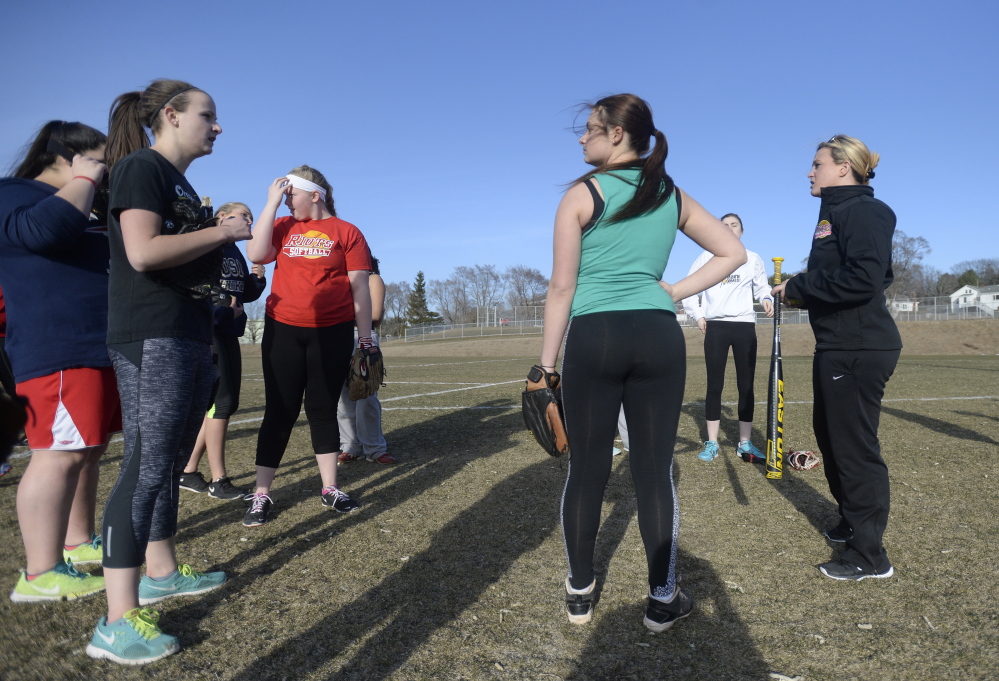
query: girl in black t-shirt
[{"left": 87, "top": 80, "right": 252, "bottom": 666}]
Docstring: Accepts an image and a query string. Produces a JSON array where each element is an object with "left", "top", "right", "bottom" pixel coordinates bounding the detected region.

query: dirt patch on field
[{"left": 382, "top": 319, "right": 999, "bottom": 359}]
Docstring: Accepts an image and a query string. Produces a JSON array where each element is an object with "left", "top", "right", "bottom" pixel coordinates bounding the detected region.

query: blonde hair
[
  {"left": 288, "top": 165, "right": 336, "bottom": 217},
  {"left": 818, "top": 135, "right": 880, "bottom": 185},
  {"left": 216, "top": 201, "right": 253, "bottom": 222}
]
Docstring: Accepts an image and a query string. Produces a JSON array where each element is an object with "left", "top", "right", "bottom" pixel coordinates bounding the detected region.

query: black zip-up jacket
[
  {"left": 784, "top": 185, "right": 902, "bottom": 352},
  {"left": 211, "top": 243, "right": 266, "bottom": 337}
]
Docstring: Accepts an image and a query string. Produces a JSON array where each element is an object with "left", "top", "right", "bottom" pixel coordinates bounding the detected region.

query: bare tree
[
  {"left": 887, "top": 230, "right": 931, "bottom": 302},
  {"left": 383, "top": 281, "right": 411, "bottom": 337},
  {"left": 455, "top": 264, "right": 504, "bottom": 312},
  {"left": 243, "top": 300, "right": 265, "bottom": 344},
  {"left": 428, "top": 277, "right": 473, "bottom": 324},
  {"left": 504, "top": 265, "right": 548, "bottom": 307}
]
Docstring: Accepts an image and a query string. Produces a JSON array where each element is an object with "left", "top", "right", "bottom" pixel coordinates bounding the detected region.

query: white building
[
  {"left": 890, "top": 298, "right": 920, "bottom": 313},
  {"left": 949, "top": 284, "right": 999, "bottom": 314}
]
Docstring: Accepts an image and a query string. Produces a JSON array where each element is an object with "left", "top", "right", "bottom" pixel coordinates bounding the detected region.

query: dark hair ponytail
[
  {"left": 106, "top": 79, "right": 199, "bottom": 169},
  {"left": 10, "top": 121, "right": 107, "bottom": 179},
  {"left": 571, "top": 94, "right": 674, "bottom": 224}
]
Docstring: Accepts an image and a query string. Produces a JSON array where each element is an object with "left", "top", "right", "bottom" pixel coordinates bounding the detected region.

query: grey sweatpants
[
  {"left": 102, "top": 338, "right": 214, "bottom": 568},
  {"left": 337, "top": 331, "right": 387, "bottom": 457}
]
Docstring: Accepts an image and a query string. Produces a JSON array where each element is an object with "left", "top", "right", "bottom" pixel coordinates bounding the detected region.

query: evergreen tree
[
  {"left": 957, "top": 269, "right": 980, "bottom": 288},
  {"left": 406, "top": 271, "right": 441, "bottom": 325}
]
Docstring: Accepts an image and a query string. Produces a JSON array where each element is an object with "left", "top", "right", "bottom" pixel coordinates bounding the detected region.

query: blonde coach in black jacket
[{"left": 773, "top": 135, "right": 901, "bottom": 581}]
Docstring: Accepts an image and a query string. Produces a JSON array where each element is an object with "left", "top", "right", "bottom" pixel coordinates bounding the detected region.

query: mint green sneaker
[
  {"left": 10, "top": 559, "right": 105, "bottom": 603},
  {"left": 86, "top": 608, "right": 179, "bottom": 665},
  {"left": 138, "top": 563, "right": 227, "bottom": 605},
  {"left": 64, "top": 531, "right": 102, "bottom": 566}
]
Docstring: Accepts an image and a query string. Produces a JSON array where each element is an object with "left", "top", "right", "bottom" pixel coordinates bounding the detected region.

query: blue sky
[{"left": 2, "top": 0, "right": 996, "bottom": 296}]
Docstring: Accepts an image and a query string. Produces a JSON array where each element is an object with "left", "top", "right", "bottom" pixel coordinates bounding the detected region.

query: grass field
[{"left": 0, "top": 338, "right": 997, "bottom": 680}]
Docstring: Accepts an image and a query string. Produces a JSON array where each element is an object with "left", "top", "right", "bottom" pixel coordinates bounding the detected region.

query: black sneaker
[
  {"left": 242, "top": 493, "right": 273, "bottom": 527},
  {"left": 823, "top": 520, "right": 854, "bottom": 543},
  {"left": 818, "top": 559, "right": 894, "bottom": 581},
  {"left": 208, "top": 476, "right": 246, "bottom": 501},
  {"left": 565, "top": 578, "right": 596, "bottom": 625},
  {"left": 179, "top": 471, "right": 209, "bottom": 493},
  {"left": 644, "top": 589, "right": 694, "bottom": 633},
  {"left": 321, "top": 486, "right": 359, "bottom": 513}
]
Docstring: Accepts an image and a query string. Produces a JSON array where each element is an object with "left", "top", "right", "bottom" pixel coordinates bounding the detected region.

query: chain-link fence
[{"left": 402, "top": 294, "right": 995, "bottom": 342}]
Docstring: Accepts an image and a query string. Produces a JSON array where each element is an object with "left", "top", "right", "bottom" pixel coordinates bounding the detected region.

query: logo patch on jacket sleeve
[{"left": 813, "top": 220, "right": 832, "bottom": 239}]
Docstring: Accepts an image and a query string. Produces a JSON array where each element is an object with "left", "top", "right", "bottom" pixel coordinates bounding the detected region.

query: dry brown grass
[{"left": 0, "top": 331, "right": 996, "bottom": 680}]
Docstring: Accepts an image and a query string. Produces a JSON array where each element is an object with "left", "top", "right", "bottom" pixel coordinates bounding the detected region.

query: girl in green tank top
[{"left": 537, "top": 93, "right": 746, "bottom": 632}]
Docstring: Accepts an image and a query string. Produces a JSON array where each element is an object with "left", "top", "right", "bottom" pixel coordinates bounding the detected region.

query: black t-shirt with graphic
[{"left": 107, "top": 148, "right": 215, "bottom": 345}]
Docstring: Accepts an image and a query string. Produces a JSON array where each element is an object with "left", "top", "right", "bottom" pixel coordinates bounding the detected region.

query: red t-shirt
[{"left": 266, "top": 216, "right": 371, "bottom": 328}]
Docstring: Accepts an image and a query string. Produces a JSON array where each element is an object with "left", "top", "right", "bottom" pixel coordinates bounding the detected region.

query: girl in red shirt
[{"left": 243, "top": 166, "right": 374, "bottom": 527}]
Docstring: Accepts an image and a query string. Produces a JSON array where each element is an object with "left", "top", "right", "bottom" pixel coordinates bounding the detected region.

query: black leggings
[
  {"left": 103, "top": 338, "right": 214, "bottom": 568},
  {"left": 208, "top": 333, "right": 241, "bottom": 420},
  {"left": 703, "top": 320, "right": 757, "bottom": 422},
  {"left": 255, "top": 315, "right": 354, "bottom": 468},
  {"left": 561, "top": 310, "right": 686, "bottom": 599},
  {"left": 0, "top": 337, "right": 16, "bottom": 396}
]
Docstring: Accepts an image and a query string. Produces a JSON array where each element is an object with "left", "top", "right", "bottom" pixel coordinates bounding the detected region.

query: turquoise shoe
[
  {"left": 86, "top": 608, "right": 179, "bottom": 665},
  {"left": 138, "top": 563, "right": 226, "bottom": 605},
  {"left": 697, "top": 441, "right": 719, "bottom": 462}
]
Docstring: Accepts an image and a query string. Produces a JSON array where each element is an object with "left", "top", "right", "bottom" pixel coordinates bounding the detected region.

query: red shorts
[{"left": 16, "top": 367, "right": 122, "bottom": 450}]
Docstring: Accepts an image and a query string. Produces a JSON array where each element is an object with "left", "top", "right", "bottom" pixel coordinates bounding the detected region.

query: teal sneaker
[
  {"left": 64, "top": 531, "right": 102, "bottom": 566},
  {"left": 737, "top": 440, "right": 766, "bottom": 464},
  {"left": 10, "top": 559, "right": 105, "bottom": 603},
  {"left": 138, "top": 563, "right": 227, "bottom": 605},
  {"left": 86, "top": 608, "right": 179, "bottom": 665},
  {"left": 697, "top": 441, "right": 719, "bottom": 462}
]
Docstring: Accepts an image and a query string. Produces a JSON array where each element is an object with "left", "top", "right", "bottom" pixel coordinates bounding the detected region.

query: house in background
[
  {"left": 949, "top": 284, "right": 999, "bottom": 316},
  {"left": 890, "top": 297, "right": 920, "bottom": 313}
]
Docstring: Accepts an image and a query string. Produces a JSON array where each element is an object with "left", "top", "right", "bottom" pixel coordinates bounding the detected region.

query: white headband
[{"left": 286, "top": 174, "right": 327, "bottom": 199}]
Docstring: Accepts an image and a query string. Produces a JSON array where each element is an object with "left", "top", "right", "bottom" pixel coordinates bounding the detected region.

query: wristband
[{"left": 73, "top": 176, "right": 97, "bottom": 188}]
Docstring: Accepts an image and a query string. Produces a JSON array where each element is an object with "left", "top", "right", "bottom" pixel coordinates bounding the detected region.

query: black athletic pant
[
  {"left": 208, "top": 333, "right": 242, "bottom": 420},
  {"left": 813, "top": 349, "right": 900, "bottom": 572},
  {"left": 703, "top": 320, "right": 757, "bottom": 423},
  {"left": 0, "top": 337, "right": 16, "bottom": 397},
  {"left": 561, "top": 310, "right": 686, "bottom": 599},
  {"left": 255, "top": 315, "right": 354, "bottom": 468}
]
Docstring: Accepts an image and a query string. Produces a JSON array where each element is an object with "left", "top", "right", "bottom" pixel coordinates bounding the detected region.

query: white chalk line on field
[
  {"left": 386, "top": 359, "right": 527, "bottom": 368},
  {"left": 9, "top": 392, "right": 995, "bottom": 460},
  {"left": 381, "top": 394, "right": 999, "bottom": 412}
]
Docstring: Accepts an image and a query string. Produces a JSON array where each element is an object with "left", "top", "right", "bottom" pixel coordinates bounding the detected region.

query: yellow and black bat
[{"left": 766, "top": 257, "right": 785, "bottom": 479}]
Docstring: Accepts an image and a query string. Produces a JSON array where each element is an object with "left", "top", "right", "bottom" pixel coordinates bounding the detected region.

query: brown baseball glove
[
  {"left": 521, "top": 365, "right": 569, "bottom": 458},
  {"left": 348, "top": 346, "right": 386, "bottom": 401}
]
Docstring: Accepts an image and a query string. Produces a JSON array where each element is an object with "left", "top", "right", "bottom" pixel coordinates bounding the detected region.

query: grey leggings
[{"left": 102, "top": 338, "right": 214, "bottom": 569}]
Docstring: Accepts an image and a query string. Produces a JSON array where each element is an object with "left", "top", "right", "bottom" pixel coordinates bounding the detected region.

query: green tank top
[{"left": 569, "top": 169, "right": 680, "bottom": 318}]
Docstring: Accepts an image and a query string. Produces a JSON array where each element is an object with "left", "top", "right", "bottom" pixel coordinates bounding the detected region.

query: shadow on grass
[
  {"left": 953, "top": 409, "right": 999, "bottom": 424},
  {"left": 220, "top": 414, "right": 560, "bottom": 679},
  {"left": 567, "top": 549, "right": 770, "bottom": 681},
  {"left": 682, "top": 404, "right": 750, "bottom": 506},
  {"left": 165, "top": 401, "right": 531, "bottom": 657},
  {"left": 215, "top": 404, "right": 766, "bottom": 681},
  {"left": 752, "top": 463, "right": 837, "bottom": 535},
  {"left": 569, "top": 456, "right": 767, "bottom": 680},
  {"left": 882, "top": 405, "right": 999, "bottom": 445}
]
